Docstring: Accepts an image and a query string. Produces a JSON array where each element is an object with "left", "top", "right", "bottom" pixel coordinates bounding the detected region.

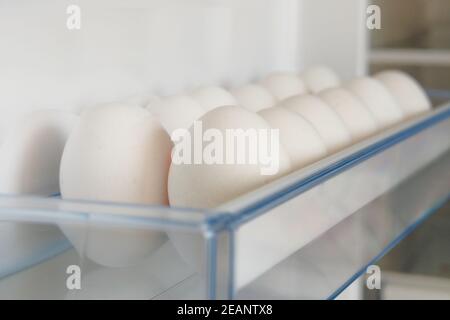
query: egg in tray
[{"left": 0, "top": 66, "right": 435, "bottom": 292}]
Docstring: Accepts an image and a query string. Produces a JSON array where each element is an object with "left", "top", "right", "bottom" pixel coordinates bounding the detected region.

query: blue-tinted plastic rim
[
  {"left": 327, "top": 193, "right": 450, "bottom": 300},
  {"left": 226, "top": 103, "right": 450, "bottom": 229},
  {"left": 218, "top": 101, "right": 450, "bottom": 299}
]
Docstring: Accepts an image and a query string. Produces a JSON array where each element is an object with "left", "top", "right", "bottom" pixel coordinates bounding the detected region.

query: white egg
[
  {"left": 374, "top": 70, "right": 432, "bottom": 117},
  {"left": 146, "top": 94, "right": 205, "bottom": 135},
  {"left": 301, "top": 65, "right": 341, "bottom": 93},
  {"left": 0, "top": 110, "right": 78, "bottom": 278},
  {"left": 231, "top": 84, "right": 276, "bottom": 112},
  {"left": 318, "top": 88, "right": 379, "bottom": 142},
  {"left": 168, "top": 105, "right": 291, "bottom": 209},
  {"left": 259, "top": 72, "right": 308, "bottom": 101},
  {"left": 258, "top": 107, "right": 327, "bottom": 171},
  {"left": 123, "top": 93, "right": 161, "bottom": 108},
  {"left": 346, "top": 77, "right": 405, "bottom": 129},
  {"left": 190, "top": 86, "right": 238, "bottom": 113},
  {"left": 167, "top": 106, "right": 291, "bottom": 292},
  {"left": 279, "top": 94, "right": 352, "bottom": 153},
  {"left": 59, "top": 104, "right": 172, "bottom": 267}
]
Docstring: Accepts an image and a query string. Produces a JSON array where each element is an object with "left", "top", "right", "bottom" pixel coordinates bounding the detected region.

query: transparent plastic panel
[
  {"left": 235, "top": 151, "right": 450, "bottom": 299},
  {"left": 226, "top": 104, "right": 450, "bottom": 299},
  {"left": 0, "top": 201, "right": 222, "bottom": 299}
]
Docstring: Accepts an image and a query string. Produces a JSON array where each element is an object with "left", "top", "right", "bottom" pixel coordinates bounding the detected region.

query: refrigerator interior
[
  {"left": 366, "top": 0, "right": 450, "bottom": 300},
  {"left": 0, "top": 0, "right": 449, "bottom": 300},
  {"left": 370, "top": 0, "right": 450, "bottom": 94}
]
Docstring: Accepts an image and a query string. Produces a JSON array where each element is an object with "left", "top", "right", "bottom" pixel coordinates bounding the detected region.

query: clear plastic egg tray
[
  {"left": 1, "top": 0, "right": 449, "bottom": 300},
  {"left": 0, "top": 99, "right": 449, "bottom": 299}
]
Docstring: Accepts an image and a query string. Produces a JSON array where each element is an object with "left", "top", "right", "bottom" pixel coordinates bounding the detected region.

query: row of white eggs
[
  {"left": 62, "top": 68, "right": 430, "bottom": 270},
  {"left": 0, "top": 68, "right": 430, "bottom": 198},
  {"left": 0, "top": 67, "right": 431, "bottom": 278},
  {"left": 63, "top": 68, "right": 431, "bottom": 210}
]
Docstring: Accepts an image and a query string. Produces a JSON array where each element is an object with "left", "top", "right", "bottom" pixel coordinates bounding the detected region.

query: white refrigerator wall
[
  {"left": 0, "top": 0, "right": 367, "bottom": 127},
  {"left": 300, "top": 0, "right": 368, "bottom": 79}
]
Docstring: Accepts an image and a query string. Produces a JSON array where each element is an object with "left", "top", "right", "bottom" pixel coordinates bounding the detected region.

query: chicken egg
[
  {"left": 231, "top": 83, "right": 276, "bottom": 112},
  {"left": 346, "top": 77, "right": 404, "bottom": 129},
  {"left": 258, "top": 107, "right": 327, "bottom": 171},
  {"left": 279, "top": 94, "right": 352, "bottom": 153},
  {"left": 301, "top": 65, "right": 341, "bottom": 93},
  {"left": 146, "top": 94, "right": 205, "bottom": 136},
  {"left": 123, "top": 93, "right": 161, "bottom": 108},
  {"left": 168, "top": 105, "right": 291, "bottom": 209},
  {"left": 168, "top": 105, "right": 291, "bottom": 291},
  {"left": 59, "top": 104, "right": 172, "bottom": 267},
  {"left": 318, "top": 88, "right": 379, "bottom": 142},
  {"left": 260, "top": 72, "right": 307, "bottom": 101},
  {"left": 374, "top": 70, "right": 432, "bottom": 117},
  {"left": 190, "top": 86, "right": 237, "bottom": 113}
]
